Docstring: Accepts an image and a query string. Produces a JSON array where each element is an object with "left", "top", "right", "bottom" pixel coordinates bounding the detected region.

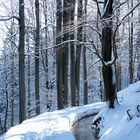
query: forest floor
[
  {"left": 1, "top": 81, "right": 140, "bottom": 140},
  {"left": 0, "top": 103, "right": 104, "bottom": 140}
]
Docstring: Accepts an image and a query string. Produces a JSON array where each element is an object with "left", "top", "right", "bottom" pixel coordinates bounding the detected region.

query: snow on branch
[
  {"left": 0, "top": 16, "right": 19, "bottom": 21},
  {"left": 88, "top": 39, "right": 117, "bottom": 66},
  {"left": 5, "top": 37, "right": 18, "bottom": 49},
  {"left": 113, "top": 0, "right": 128, "bottom": 12},
  {"left": 92, "top": 0, "right": 102, "bottom": 18},
  {"left": 104, "top": 56, "right": 118, "bottom": 66},
  {"left": 102, "top": 0, "right": 110, "bottom": 18},
  {"left": 40, "top": 23, "right": 56, "bottom": 32},
  {"left": 92, "top": 0, "right": 104, "bottom": 4},
  {"left": 56, "top": 22, "right": 101, "bottom": 40},
  {"left": 113, "top": 2, "right": 140, "bottom": 38}
]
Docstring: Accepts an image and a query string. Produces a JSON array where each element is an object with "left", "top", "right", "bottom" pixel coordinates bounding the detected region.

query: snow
[
  {"left": 2, "top": 81, "right": 140, "bottom": 140},
  {"left": 0, "top": 102, "right": 105, "bottom": 140},
  {"left": 93, "top": 81, "right": 140, "bottom": 140}
]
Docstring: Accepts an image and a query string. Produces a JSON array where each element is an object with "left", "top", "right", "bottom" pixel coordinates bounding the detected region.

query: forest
[{"left": 0, "top": 0, "right": 139, "bottom": 136}]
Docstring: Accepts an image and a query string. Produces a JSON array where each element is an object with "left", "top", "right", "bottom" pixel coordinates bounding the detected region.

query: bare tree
[
  {"left": 83, "top": 0, "right": 88, "bottom": 105},
  {"left": 128, "top": 0, "right": 134, "bottom": 84},
  {"left": 19, "top": 0, "right": 26, "bottom": 123},
  {"left": 70, "top": 0, "right": 76, "bottom": 106},
  {"left": 35, "top": 0, "right": 40, "bottom": 115},
  {"left": 75, "top": 0, "right": 83, "bottom": 106},
  {"left": 56, "top": 0, "right": 63, "bottom": 109},
  {"left": 101, "top": 0, "right": 115, "bottom": 108}
]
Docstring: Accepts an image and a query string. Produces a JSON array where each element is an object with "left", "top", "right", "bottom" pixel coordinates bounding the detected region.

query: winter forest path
[{"left": 72, "top": 115, "right": 97, "bottom": 140}]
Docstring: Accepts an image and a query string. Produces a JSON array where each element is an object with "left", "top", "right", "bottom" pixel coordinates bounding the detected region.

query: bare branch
[
  {"left": 113, "top": 2, "right": 140, "bottom": 38},
  {"left": 92, "top": 0, "right": 104, "bottom": 4},
  {"left": 0, "top": 16, "right": 19, "bottom": 21},
  {"left": 113, "top": 0, "right": 128, "bottom": 12},
  {"left": 5, "top": 37, "right": 18, "bottom": 49}
]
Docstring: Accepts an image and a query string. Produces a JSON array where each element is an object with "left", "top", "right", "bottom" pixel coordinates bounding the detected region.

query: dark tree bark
[
  {"left": 44, "top": 1, "right": 50, "bottom": 111},
  {"left": 27, "top": 33, "right": 31, "bottom": 118},
  {"left": 19, "top": 0, "right": 26, "bottom": 123},
  {"left": 62, "top": 0, "right": 70, "bottom": 107},
  {"left": 11, "top": 51, "right": 14, "bottom": 126},
  {"left": 56, "top": 0, "right": 63, "bottom": 109},
  {"left": 4, "top": 69, "right": 8, "bottom": 132},
  {"left": 114, "top": 0, "right": 121, "bottom": 92},
  {"left": 102, "top": 0, "right": 115, "bottom": 108},
  {"left": 75, "top": 0, "right": 83, "bottom": 106},
  {"left": 129, "top": 0, "right": 134, "bottom": 84},
  {"left": 10, "top": 21, "right": 15, "bottom": 126},
  {"left": 136, "top": 0, "right": 140, "bottom": 80},
  {"left": 35, "top": 0, "right": 40, "bottom": 115},
  {"left": 70, "top": 0, "right": 76, "bottom": 106},
  {"left": 83, "top": 0, "right": 88, "bottom": 105}
]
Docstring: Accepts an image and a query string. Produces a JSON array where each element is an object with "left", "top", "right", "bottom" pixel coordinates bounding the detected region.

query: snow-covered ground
[
  {"left": 93, "top": 81, "right": 140, "bottom": 140},
  {"left": 0, "top": 102, "right": 105, "bottom": 140},
  {"left": 1, "top": 81, "right": 140, "bottom": 140}
]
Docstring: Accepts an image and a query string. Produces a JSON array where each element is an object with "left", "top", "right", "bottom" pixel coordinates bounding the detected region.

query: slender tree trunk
[
  {"left": 136, "top": 0, "right": 140, "bottom": 80},
  {"left": 102, "top": 0, "right": 115, "bottom": 108},
  {"left": 11, "top": 55, "right": 14, "bottom": 126},
  {"left": 27, "top": 33, "right": 31, "bottom": 118},
  {"left": 43, "top": 0, "right": 50, "bottom": 111},
  {"left": 62, "top": 0, "right": 69, "bottom": 107},
  {"left": 70, "top": 0, "right": 76, "bottom": 106},
  {"left": 4, "top": 90, "right": 8, "bottom": 132},
  {"left": 10, "top": 22, "right": 15, "bottom": 126},
  {"left": 19, "top": 0, "right": 26, "bottom": 123},
  {"left": 114, "top": 0, "right": 121, "bottom": 92},
  {"left": 3, "top": 54, "right": 8, "bottom": 132},
  {"left": 83, "top": 0, "right": 88, "bottom": 105},
  {"left": 75, "top": 0, "right": 83, "bottom": 106},
  {"left": 0, "top": 118, "right": 3, "bottom": 134},
  {"left": 56, "top": 0, "right": 63, "bottom": 109},
  {"left": 129, "top": 0, "right": 134, "bottom": 84},
  {"left": 35, "top": 0, "right": 40, "bottom": 115}
]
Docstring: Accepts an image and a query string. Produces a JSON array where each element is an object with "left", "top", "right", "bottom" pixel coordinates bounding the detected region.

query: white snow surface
[
  {"left": 0, "top": 102, "right": 105, "bottom": 140},
  {"left": 2, "top": 81, "right": 140, "bottom": 140},
  {"left": 94, "top": 81, "right": 140, "bottom": 140}
]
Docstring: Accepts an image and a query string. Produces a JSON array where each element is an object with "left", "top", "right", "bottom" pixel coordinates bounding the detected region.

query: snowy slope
[
  {"left": 93, "top": 81, "right": 140, "bottom": 140},
  {"left": 0, "top": 102, "right": 105, "bottom": 140}
]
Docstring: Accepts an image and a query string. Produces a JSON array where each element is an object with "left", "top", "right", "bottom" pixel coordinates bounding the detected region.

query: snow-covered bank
[
  {"left": 93, "top": 81, "right": 140, "bottom": 140},
  {"left": 0, "top": 102, "right": 105, "bottom": 140}
]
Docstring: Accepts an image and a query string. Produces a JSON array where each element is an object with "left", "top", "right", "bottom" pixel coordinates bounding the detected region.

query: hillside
[{"left": 93, "top": 81, "right": 140, "bottom": 140}]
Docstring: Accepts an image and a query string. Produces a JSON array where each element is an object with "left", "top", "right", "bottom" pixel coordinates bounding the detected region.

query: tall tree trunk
[
  {"left": 10, "top": 21, "right": 15, "bottom": 126},
  {"left": 102, "top": 0, "right": 115, "bottom": 108},
  {"left": 75, "top": 0, "right": 83, "bottom": 106},
  {"left": 114, "top": 0, "right": 121, "bottom": 92},
  {"left": 11, "top": 54, "right": 14, "bottom": 126},
  {"left": 43, "top": 0, "right": 50, "bottom": 111},
  {"left": 129, "top": 0, "right": 134, "bottom": 84},
  {"left": 35, "top": 0, "right": 40, "bottom": 115},
  {"left": 19, "top": 0, "right": 26, "bottom": 123},
  {"left": 56, "top": 0, "right": 63, "bottom": 109},
  {"left": 27, "top": 33, "right": 31, "bottom": 118},
  {"left": 70, "top": 0, "right": 76, "bottom": 106},
  {"left": 136, "top": 0, "right": 140, "bottom": 80},
  {"left": 83, "top": 0, "right": 88, "bottom": 105},
  {"left": 62, "top": 0, "right": 69, "bottom": 107},
  {"left": 4, "top": 69, "right": 8, "bottom": 132}
]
